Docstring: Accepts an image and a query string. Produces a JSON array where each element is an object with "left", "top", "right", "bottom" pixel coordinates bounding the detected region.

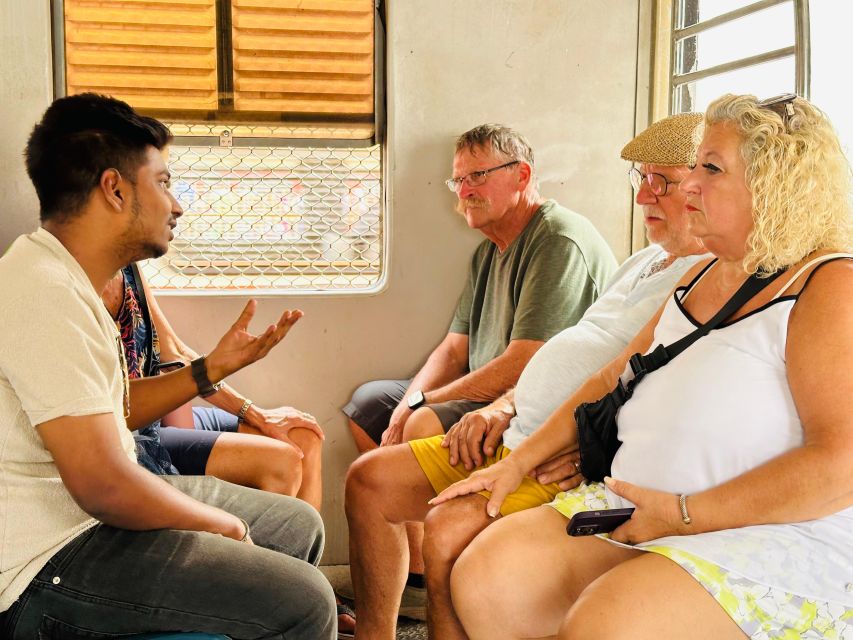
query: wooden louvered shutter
[
  {"left": 63, "top": 0, "right": 376, "bottom": 140},
  {"left": 64, "top": 0, "right": 218, "bottom": 111},
  {"left": 231, "top": 0, "right": 375, "bottom": 135}
]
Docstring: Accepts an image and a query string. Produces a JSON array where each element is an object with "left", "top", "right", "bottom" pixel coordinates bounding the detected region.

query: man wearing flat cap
[{"left": 344, "top": 113, "right": 709, "bottom": 639}]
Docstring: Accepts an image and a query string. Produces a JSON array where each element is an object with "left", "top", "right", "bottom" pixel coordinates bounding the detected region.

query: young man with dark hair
[{"left": 0, "top": 93, "right": 336, "bottom": 639}]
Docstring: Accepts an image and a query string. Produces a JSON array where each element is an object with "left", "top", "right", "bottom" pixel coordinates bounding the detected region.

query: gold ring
[{"left": 573, "top": 461, "right": 581, "bottom": 474}]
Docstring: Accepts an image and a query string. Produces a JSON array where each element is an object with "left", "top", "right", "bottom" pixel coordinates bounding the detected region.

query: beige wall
[
  {"left": 0, "top": 0, "right": 53, "bottom": 246},
  {"left": 0, "top": 0, "right": 646, "bottom": 563}
]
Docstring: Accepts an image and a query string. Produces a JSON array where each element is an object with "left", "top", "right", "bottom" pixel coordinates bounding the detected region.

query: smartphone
[{"left": 566, "top": 508, "right": 635, "bottom": 536}]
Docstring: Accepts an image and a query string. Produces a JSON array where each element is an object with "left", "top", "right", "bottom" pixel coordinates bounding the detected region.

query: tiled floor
[{"left": 321, "top": 566, "right": 427, "bottom": 640}]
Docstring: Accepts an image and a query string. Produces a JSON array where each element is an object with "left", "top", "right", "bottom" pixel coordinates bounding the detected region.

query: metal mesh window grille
[{"left": 142, "top": 124, "right": 383, "bottom": 293}]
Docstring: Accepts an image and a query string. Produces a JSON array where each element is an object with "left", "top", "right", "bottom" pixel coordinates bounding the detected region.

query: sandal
[{"left": 337, "top": 601, "right": 356, "bottom": 640}]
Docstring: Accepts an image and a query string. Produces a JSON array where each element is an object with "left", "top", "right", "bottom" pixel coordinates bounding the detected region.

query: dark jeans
[{"left": 2, "top": 476, "right": 335, "bottom": 639}]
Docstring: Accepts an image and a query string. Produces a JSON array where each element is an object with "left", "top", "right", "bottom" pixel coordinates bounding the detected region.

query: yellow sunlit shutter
[
  {"left": 231, "top": 0, "right": 374, "bottom": 135},
  {"left": 64, "top": 0, "right": 218, "bottom": 111}
]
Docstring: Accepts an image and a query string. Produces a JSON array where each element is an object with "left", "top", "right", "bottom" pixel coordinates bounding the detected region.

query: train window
[
  {"left": 55, "top": 0, "right": 385, "bottom": 294},
  {"left": 809, "top": 0, "right": 853, "bottom": 154},
  {"left": 669, "top": 0, "right": 805, "bottom": 114}
]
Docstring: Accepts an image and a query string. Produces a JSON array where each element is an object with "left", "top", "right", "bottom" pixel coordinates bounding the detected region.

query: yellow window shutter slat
[
  {"left": 67, "top": 49, "right": 217, "bottom": 72},
  {"left": 64, "top": 0, "right": 218, "bottom": 112},
  {"left": 233, "top": 0, "right": 370, "bottom": 14},
  {"left": 234, "top": 96, "right": 373, "bottom": 114},
  {"left": 231, "top": 0, "right": 375, "bottom": 127},
  {"left": 232, "top": 12, "right": 374, "bottom": 34},
  {"left": 236, "top": 76, "right": 372, "bottom": 96},
  {"left": 232, "top": 54, "right": 371, "bottom": 76}
]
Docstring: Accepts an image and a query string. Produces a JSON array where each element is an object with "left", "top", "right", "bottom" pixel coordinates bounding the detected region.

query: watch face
[{"left": 407, "top": 390, "right": 425, "bottom": 409}]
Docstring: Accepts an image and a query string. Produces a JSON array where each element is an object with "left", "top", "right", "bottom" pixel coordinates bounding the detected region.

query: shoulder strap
[
  {"left": 772, "top": 253, "right": 853, "bottom": 299},
  {"left": 632, "top": 269, "right": 785, "bottom": 376},
  {"left": 128, "top": 263, "right": 156, "bottom": 378},
  {"left": 678, "top": 258, "right": 718, "bottom": 303}
]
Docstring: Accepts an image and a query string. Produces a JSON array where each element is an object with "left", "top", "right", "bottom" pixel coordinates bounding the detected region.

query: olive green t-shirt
[{"left": 449, "top": 199, "right": 617, "bottom": 371}]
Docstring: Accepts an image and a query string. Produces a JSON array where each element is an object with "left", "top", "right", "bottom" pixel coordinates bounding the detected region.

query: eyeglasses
[
  {"left": 445, "top": 160, "right": 519, "bottom": 193},
  {"left": 758, "top": 93, "right": 797, "bottom": 128},
  {"left": 628, "top": 168, "right": 680, "bottom": 197}
]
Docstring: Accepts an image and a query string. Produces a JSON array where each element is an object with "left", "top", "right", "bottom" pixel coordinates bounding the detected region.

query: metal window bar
[{"left": 669, "top": 0, "right": 809, "bottom": 113}]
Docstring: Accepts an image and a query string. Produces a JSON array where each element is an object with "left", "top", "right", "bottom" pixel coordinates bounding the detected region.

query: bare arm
[
  {"left": 139, "top": 271, "right": 198, "bottom": 365},
  {"left": 423, "top": 338, "right": 543, "bottom": 404},
  {"left": 38, "top": 413, "right": 246, "bottom": 540},
  {"left": 609, "top": 260, "right": 853, "bottom": 542},
  {"left": 381, "top": 334, "right": 541, "bottom": 446},
  {"left": 380, "top": 331, "right": 470, "bottom": 445},
  {"left": 126, "top": 300, "right": 302, "bottom": 430},
  {"left": 140, "top": 274, "right": 322, "bottom": 445}
]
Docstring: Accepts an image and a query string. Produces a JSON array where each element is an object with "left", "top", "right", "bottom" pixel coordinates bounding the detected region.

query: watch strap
[{"left": 190, "top": 356, "right": 220, "bottom": 398}]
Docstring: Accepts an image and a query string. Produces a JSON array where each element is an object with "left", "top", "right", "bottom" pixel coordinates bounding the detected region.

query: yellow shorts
[{"left": 409, "top": 435, "right": 563, "bottom": 517}]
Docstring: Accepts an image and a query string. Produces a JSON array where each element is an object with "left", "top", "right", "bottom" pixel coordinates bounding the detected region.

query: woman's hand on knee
[{"left": 430, "top": 457, "right": 525, "bottom": 518}]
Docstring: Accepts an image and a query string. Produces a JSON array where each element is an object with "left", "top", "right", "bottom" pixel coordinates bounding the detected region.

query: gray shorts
[{"left": 342, "top": 379, "right": 488, "bottom": 445}]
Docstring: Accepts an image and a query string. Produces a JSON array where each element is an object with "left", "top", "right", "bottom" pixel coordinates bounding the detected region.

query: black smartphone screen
[{"left": 566, "top": 508, "right": 635, "bottom": 536}]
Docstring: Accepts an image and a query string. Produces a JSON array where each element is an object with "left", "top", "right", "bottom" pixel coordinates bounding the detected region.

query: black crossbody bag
[{"left": 576, "top": 268, "right": 784, "bottom": 481}]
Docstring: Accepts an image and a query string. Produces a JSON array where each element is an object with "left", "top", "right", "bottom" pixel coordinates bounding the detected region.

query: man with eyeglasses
[
  {"left": 342, "top": 123, "right": 616, "bottom": 623},
  {"left": 345, "top": 113, "right": 709, "bottom": 639},
  {"left": 344, "top": 124, "right": 615, "bottom": 455}
]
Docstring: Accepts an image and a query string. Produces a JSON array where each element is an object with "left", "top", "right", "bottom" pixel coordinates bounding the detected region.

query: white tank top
[{"left": 607, "top": 254, "right": 853, "bottom": 604}]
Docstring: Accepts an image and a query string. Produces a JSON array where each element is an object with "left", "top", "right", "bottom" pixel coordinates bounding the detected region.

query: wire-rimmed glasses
[
  {"left": 628, "top": 168, "right": 680, "bottom": 197},
  {"left": 445, "top": 160, "right": 520, "bottom": 193}
]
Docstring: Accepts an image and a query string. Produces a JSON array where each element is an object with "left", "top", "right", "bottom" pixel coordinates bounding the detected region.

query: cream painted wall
[
  {"left": 0, "top": 0, "right": 645, "bottom": 564},
  {"left": 0, "top": 0, "right": 53, "bottom": 246}
]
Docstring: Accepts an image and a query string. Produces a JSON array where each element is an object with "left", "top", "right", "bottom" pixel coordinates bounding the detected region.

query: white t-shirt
[
  {"left": 503, "top": 245, "right": 708, "bottom": 450},
  {"left": 0, "top": 228, "right": 136, "bottom": 611}
]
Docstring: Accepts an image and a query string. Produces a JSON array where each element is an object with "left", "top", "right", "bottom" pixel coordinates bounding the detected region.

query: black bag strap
[
  {"left": 128, "top": 263, "right": 156, "bottom": 378},
  {"left": 629, "top": 269, "right": 785, "bottom": 378}
]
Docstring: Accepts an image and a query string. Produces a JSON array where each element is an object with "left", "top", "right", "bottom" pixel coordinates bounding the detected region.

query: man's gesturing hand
[{"left": 206, "top": 301, "right": 303, "bottom": 381}]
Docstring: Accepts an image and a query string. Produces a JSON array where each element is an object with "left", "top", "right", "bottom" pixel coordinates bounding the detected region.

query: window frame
[
  {"left": 665, "top": 0, "right": 810, "bottom": 115},
  {"left": 50, "top": 0, "right": 389, "bottom": 297}
]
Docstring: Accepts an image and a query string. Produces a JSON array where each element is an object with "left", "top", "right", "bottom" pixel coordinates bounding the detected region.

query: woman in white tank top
[{"left": 430, "top": 94, "right": 853, "bottom": 639}]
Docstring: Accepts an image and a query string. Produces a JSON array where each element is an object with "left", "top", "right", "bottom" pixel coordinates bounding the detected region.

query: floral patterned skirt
[{"left": 548, "top": 483, "right": 853, "bottom": 639}]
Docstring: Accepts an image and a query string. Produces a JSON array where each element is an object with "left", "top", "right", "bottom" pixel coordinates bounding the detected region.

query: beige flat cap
[{"left": 620, "top": 112, "right": 703, "bottom": 166}]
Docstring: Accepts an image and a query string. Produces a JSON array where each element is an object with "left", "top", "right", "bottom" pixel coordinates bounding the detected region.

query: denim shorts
[{"left": 159, "top": 407, "right": 239, "bottom": 475}]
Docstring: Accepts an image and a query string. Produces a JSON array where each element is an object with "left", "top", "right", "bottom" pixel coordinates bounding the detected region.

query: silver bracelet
[
  {"left": 237, "top": 399, "right": 254, "bottom": 423},
  {"left": 678, "top": 494, "right": 692, "bottom": 525}
]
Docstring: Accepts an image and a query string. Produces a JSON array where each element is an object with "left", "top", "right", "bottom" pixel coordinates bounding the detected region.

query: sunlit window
[
  {"left": 670, "top": 0, "right": 804, "bottom": 113},
  {"left": 809, "top": 0, "right": 853, "bottom": 156},
  {"left": 56, "top": 0, "right": 385, "bottom": 294}
]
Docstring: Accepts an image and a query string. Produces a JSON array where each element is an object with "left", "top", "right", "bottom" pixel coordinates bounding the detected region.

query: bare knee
[
  {"left": 345, "top": 450, "right": 386, "bottom": 518},
  {"left": 290, "top": 427, "right": 323, "bottom": 461},
  {"left": 401, "top": 407, "right": 444, "bottom": 442},
  {"left": 256, "top": 444, "right": 302, "bottom": 495},
  {"left": 423, "top": 500, "right": 489, "bottom": 571}
]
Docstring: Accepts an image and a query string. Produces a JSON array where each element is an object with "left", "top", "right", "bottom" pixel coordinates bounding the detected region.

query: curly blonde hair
[{"left": 705, "top": 94, "right": 852, "bottom": 274}]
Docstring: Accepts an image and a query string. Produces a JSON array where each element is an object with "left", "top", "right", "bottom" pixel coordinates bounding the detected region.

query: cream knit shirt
[{"left": 0, "top": 229, "right": 136, "bottom": 612}]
